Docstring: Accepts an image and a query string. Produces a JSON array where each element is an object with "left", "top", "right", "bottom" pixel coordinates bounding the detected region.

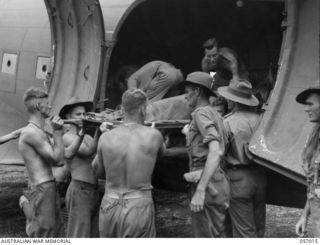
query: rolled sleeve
[{"left": 194, "top": 109, "right": 221, "bottom": 144}]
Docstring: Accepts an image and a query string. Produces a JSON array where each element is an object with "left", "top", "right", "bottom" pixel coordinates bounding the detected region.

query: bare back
[
  {"left": 19, "top": 124, "right": 55, "bottom": 185},
  {"left": 98, "top": 124, "right": 163, "bottom": 193}
]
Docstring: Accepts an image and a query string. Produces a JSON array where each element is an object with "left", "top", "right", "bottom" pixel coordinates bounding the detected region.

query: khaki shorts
[{"left": 99, "top": 190, "right": 156, "bottom": 238}]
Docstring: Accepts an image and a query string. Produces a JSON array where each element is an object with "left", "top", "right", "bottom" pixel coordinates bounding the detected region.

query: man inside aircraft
[
  {"left": 218, "top": 79, "right": 266, "bottom": 238},
  {"left": 127, "top": 60, "right": 184, "bottom": 103},
  {"left": 201, "top": 38, "right": 249, "bottom": 88},
  {"left": 93, "top": 89, "right": 164, "bottom": 238},
  {"left": 18, "top": 87, "right": 65, "bottom": 237},
  {"left": 182, "top": 72, "right": 230, "bottom": 237},
  {"left": 59, "top": 96, "right": 101, "bottom": 238},
  {"left": 296, "top": 87, "right": 320, "bottom": 237}
]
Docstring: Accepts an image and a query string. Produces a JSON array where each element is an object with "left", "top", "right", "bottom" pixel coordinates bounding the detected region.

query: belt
[
  {"left": 72, "top": 179, "right": 98, "bottom": 189},
  {"left": 104, "top": 189, "right": 152, "bottom": 199},
  {"left": 29, "top": 179, "right": 56, "bottom": 190},
  {"left": 226, "top": 164, "right": 256, "bottom": 170}
]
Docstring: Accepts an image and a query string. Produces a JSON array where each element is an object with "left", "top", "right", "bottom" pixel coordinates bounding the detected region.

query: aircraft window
[
  {"left": 42, "top": 65, "right": 47, "bottom": 72},
  {"left": 36, "top": 57, "right": 51, "bottom": 80},
  {"left": 1, "top": 53, "right": 17, "bottom": 75}
]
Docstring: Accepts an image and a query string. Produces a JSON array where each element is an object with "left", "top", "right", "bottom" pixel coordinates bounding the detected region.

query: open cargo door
[
  {"left": 45, "top": 0, "right": 143, "bottom": 117},
  {"left": 95, "top": 0, "right": 145, "bottom": 109},
  {"left": 249, "top": 0, "right": 320, "bottom": 185},
  {"left": 44, "top": 0, "right": 106, "bottom": 116}
]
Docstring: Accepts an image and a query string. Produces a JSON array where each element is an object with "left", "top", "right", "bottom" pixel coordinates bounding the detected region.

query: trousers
[
  {"left": 191, "top": 167, "right": 230, "bottom": 237},
  {"left": 227, "top": 166, "right": 266, "bottom": 237},
  {"left": 24, "top": 180, "right": 64, "bottom": 237},
  {"left": 310, "top": 196, "right": 320, "bottom": 237},
  {"left": 99, "top": 189, "right": 156, "bottom": 238},
  {"left": 66, "top": 179, "right": 100, "bottom": 238}
]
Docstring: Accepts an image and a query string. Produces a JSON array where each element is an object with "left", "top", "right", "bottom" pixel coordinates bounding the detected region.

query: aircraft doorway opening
[{"left": 106, "top": 0, "right": 285, "bottom": 109}]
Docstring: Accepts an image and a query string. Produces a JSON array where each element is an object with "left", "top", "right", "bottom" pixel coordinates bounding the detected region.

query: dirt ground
[{"left": 0, "top": 165, "right": 313, "bottom": 238}]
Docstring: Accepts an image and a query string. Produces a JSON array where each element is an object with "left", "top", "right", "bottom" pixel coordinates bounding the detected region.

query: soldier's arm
[
  {"left": 296, "top": 199, "right": 310, "bottom": 237},
  {"left": 22, "top": 127, "right": 64, "bottom": 166},
  {"left": 197, "top": 140, "right": 222, "bottom": 191},
  {"left": 85, "top": 127, "right": 101, "bottom": 156},
  {"left": 63, "top": 131, "right": 85, "bottom": 160},
  {"left": 92, "top": 138, "right": 105, "bottom": 178},
  {"left": 190, "top": 140, "right": 222, "bottom": 213},
  {"left": 155, "top": 130, "right": 165, "bottom": 157},
  {"left": 0, "top": 128, "right": 23, "bottom": 144},
  {"left": 201, "top": 55, "right": 212, "bottom": 73},
  {"left": 64, "top": 126, "right": 101, "bottom": 159},
  {"left": 127, "top": 61, "right": 160, "bottom": 90},
  {"left": 190, "top": 109, "right": 223, "bottom": 212}
]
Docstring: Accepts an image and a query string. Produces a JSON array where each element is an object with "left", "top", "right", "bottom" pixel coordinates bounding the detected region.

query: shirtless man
[
  {"left": 59, "top": 96, "right": 100, "bottom": 237},
  {"left": 93, "top": 89, "right": 164, "bottom": 238},
  {"left": 18, "top": 87, "right": 65, "bottom": 237}
]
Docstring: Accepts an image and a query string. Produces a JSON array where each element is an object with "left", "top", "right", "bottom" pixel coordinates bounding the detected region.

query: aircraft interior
[
  {"left": 98, "top": 0, "right": 287, "bottom": 194},
  {"left": 106, "top": 0, "right": 285, "bottom": 108}
]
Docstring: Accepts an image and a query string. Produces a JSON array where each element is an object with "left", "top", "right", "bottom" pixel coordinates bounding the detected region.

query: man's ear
[
  {"left": 35, "top": 102, "right": 40, "bottom": 111},
  {"left": 195, "top": 87, "right": 201, "bottom": 97},
  {"left": 140, "top": 105, "right": 147, "bottom": 119}
]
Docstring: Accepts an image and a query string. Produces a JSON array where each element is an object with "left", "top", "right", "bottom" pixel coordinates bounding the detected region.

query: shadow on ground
[{"left": 0, "top": 165, "right": 312, "bottom": 238}]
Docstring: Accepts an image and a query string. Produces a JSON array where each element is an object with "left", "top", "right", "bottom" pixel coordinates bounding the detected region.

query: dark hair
[
  {"left": 203, "top": 38, "right": 218, "bottom": 50},
  {"left": 115, "top": 65, "right": 139, "bottom": 85},
  {"left": 122, "top": 89, "right": 147, "bottom": 115},
  {"left": 212, "top": 96, "right": 227, "bottom": 107}
]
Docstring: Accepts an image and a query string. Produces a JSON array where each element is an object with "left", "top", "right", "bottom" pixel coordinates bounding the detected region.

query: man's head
[
  {"left": 217, "top": 79, "right": 259, "bottom": 110},
  {"left": 115, "top": 65, "right": 139, "bottom": 94},
  {"left": 59, "top": 96, "right": 93, "bottom": 119},
  {"left": 203, "top": 38, "right": 219, "bottom": 67},
  {"left": 296, "top": 87, "right": 320, "bottom": 123},
  {"left": 304, "top": 93, "right": 320, "bottom": 123},
  {"left": 210, "top": 96, "right": 228, "bottom": 116},
  {"left": 23, "top": 87, "right": 50, "bottom": 118},
  {"left": 65, "top": 105, "right": 86, "bottom": 120},
  {"left": 122, "top": 89, "right": 147, "bottom": 119},
  {"left": 182, "top": 72, "right": 216, "bottom": 109}
]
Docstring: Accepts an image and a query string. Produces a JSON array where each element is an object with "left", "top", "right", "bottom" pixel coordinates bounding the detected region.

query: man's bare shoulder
[
  {"left": 140, "top": 126, "right": 164, "bottom": 144},
  {"left": 62, "top": 130, "right": 80, "bottom": 145},
  {"left": 20, "top": 125, "right": 39, "bottom": 143},
  {"left": 149, "top": 126, "right": 163, "bottom": 139},
  {"left": 99, "top": 124, "right": 162, "bottom": 139}
]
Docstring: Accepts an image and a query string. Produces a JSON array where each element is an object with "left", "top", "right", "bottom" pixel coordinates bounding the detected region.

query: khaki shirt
[
  {"left": 302, "top": 128, "right": 320, "bottom": 198},
  {"left": 127, "top": 61, "right": 183, "bottom": 103},
  {"left": 187, "top": 105, "right": 228, "bottom": 171},
  {"left": 223, "top": 111, "right": 260, "bottom": 166}
]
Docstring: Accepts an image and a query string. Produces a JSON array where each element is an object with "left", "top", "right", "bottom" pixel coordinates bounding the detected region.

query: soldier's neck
[
  {"left": 233, "top": 103, "right": 251, "bottom": 112},
  {"left": 28, "top": 114, "right": 45, "bottom": 129},
  {"left": 123, "top": 115, "right": 144, "bottom": 125},
  {"left": 196, "top": 97, "right": 210, "bottom": 108}
]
